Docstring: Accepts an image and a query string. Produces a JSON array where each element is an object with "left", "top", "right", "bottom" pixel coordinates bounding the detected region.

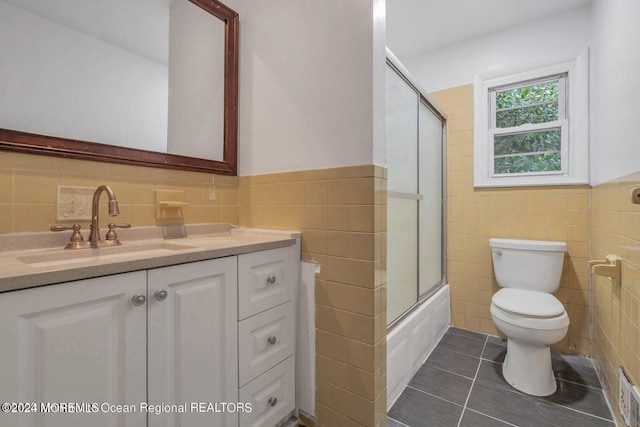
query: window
[
  {"left": 492, "top": 75, "right": 566, "bottom": 175},
  {"left": 474, "top": 53, "right": 588, "bottom": 187}
]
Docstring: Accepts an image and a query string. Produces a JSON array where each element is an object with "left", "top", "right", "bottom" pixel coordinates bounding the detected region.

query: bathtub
[{"left": 386, "top": 284, "right": 451, "bottom": 408}]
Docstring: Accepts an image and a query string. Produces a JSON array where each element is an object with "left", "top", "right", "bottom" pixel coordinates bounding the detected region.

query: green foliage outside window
[
  {"left": 493, "top": 80, "right": 562, "bottom": 174},
  {"left": 496, "top": 103, "right": 558, "bottom": 128},
  {"left": 495, "top": 81, "right": 559, "bottom": 127},
  {"left": 494, "top": 129, "right": 561, "bottom": 155},
  {"left": 495, "top": 153, "right": 561, "bottom": 174}
]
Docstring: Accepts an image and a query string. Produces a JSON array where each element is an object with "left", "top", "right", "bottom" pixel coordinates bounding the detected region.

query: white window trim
[{"left": 473, "top": 51, "right": 589, "bottom": 188}]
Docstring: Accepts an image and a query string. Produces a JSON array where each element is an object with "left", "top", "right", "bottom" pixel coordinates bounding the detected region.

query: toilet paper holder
[{"left": 588, "top": 255, "right": 621, "bottom": 284}]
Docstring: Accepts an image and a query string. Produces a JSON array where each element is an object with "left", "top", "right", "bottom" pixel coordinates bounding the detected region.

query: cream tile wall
[
  {"left": 430, "top": 85, "right": 591, "bottom": 354},
  {"left": 1, "top": 150, "right": 387, "bottom": 426},
  {"left": 0, "top": 151, "right": 238, "bottom": 233},
  {"left": 239, "top": 165, "right": 387, "bottom": 427},
  {"left": 592, "top": 171, "right": 640, "bottom": 425}
]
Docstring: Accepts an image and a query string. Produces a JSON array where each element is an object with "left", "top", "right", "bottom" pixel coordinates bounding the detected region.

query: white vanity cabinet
[
  {"left": 0, "top": 271, "right": 148, "bottom": 427},
  {"left": 0, "top": 241, "right": 298, "bottom": 427}
]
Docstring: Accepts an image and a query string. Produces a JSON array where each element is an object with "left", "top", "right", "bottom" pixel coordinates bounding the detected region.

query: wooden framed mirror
[{"left": 0, "top": 0, "right": 238, "bottom": 175}]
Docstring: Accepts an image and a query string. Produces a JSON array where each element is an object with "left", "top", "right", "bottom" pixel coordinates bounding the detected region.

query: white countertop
[{"left": 0, "top": 224, "right": 298, "bottom": 293}]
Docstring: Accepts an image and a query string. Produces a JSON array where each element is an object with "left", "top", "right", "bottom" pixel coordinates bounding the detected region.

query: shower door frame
[{"left": 386, "top": 49, "right": 448, "bottom": 330}]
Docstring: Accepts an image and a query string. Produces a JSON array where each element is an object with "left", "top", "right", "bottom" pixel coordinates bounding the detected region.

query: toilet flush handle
[{"left": 494, "top": 250, "right": 502, "bottom": 256}]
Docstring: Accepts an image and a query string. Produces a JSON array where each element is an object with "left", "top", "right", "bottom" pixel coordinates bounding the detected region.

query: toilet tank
[{"left": 489, "top": 238, "right": 567, "bottom": 293}]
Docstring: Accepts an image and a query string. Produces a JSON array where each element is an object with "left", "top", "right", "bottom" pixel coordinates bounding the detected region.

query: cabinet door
[
  {"left": 0, "top": 271, "right": 147, "bottom": 427},
  {"left": 147, "top": 256, "right": 238, "bottom": 427}
]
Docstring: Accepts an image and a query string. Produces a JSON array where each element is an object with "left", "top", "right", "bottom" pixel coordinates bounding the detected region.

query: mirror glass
[{"left": 0, "top": 0, "right": 238, "bottom": 174}]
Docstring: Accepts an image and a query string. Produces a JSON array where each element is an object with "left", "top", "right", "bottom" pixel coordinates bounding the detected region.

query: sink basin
[{"left": 17, "top": 242, "right": 195, "bottom": 268}]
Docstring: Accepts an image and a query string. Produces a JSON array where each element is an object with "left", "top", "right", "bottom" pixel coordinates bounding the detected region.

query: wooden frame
[{"left": 0, "top": 0, "right": 238, "bottom": 176}]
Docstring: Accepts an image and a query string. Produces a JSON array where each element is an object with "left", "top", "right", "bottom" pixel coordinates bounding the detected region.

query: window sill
[{"left": 473, "top": 176, "right": 590, "bottom": 188}]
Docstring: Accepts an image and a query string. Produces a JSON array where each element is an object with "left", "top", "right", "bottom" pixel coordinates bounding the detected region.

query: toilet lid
[{"left": 492, "top": 289, "right": 565, "bottom": 318}]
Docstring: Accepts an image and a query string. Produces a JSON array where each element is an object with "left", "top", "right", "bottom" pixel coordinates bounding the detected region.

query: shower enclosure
[
  {"left": 385, "top": 49, "right": 450, "bottom": 408},
  {"left": 386, "top": 53, "right": 446, "bottom": 327}
]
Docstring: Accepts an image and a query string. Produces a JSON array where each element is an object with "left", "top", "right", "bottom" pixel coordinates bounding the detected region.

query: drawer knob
[
  {"left": 132, "top": 294, "right": 146, "bottom": 306},
  {"left": 266, "top": 275, "right": 277, "bottom": 285},
  {"left": 268, "top": 397, "right": 277, "bottom": 407},
  {"left": 154, "top": 290, "right": 168, "bottom": 301},
  {"left": 267, "top": 336, "right": 277, "bottom": 345}
]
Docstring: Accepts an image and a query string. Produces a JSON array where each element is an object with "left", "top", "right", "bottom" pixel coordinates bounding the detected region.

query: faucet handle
[
  {"left": 51, "top": 223, "right": 90, "bottom": 249},
  {"left": 51, "top": 223, "right": 84, "bottom": 242},
  {"left": 106, "top": 223, "right": 131, "bottom": 241}
]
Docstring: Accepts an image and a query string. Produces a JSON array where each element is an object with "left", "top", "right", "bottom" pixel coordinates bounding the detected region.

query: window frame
[
  {"left": 473, "top": 52, "right": 589, "bottom": 187},
  {"left": 490, "top": 74, "right": 567, "bottom": 177}
]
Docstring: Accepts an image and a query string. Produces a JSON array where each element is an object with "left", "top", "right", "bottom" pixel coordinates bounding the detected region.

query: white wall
[
  {"left": 589, "top": 0, "right": 640, "bottom": 185},
  {"left": 236, "top": 0, "right": 386, "bottom": 176},
  {"left": 0, "top": 1, "right": 168, "bottom": 152},
  {"left": 401, "top": 2, "right": 640, "bottom": 185},
  {"left": 402, "top": 6, "right": 591, "bottom": 93}
]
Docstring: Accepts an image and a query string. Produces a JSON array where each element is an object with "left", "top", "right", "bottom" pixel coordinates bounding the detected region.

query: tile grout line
[
  {"left": 426, "top": 361, "right": 478, "bottom": 381},
  {"left": 403, "top": 384, "right": 465, "bottom": 408},
  {"left": 386, "top": 415, "right": 411, "bottom": 427},
  {"left": 480, "top": 346, "right": 605, "bottom": 388},
  {"left": 480, "top": 356, "right": 604, "bottom": 391},
  {"left": 389, "top": 327, "right": 615, "bottom": 425},
  {"left": 477, "top": 357, "right": 614, "bottom": 422},
  {"left": 447, "top": 329, "right": 489, "bottom": 343},
  {"left": 553, "top": 377, "right": 604, "bottom": 391},
  {"left": 531, "top": 396, "right": 616, "bottom": 424},
  {"left": 455, "top": 334, "right": 489, "bottom": 427},
  {"left": 472, "top": 374, "right": 616, "bottom": 424},
  {"left": 464, "top": 408, "right": 519, "bottom": 427},
  {"left": 436, "top": 345, "right": 487, "bottom": 362}
]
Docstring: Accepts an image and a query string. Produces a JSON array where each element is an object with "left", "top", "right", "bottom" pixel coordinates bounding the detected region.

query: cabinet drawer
[
  {"left": 239, "top": 356, "right": 295, "bottom": 427},
  {"left": 239, "top": 301, "right": 295, "bottom": 386},
  {"left": 238, "top": 245, "right": 296, "bottom": 320}
]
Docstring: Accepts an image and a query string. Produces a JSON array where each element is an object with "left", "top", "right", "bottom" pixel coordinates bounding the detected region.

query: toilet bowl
[
  {"left": 490, "top": 288, "right": 569, "bottom": 396},
  {"left": 489, "top": 238, "right": 569, "bottom": 397}
]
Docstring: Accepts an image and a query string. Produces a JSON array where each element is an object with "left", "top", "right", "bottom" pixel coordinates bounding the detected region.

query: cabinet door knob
[
  {"left": 267, "top": 336, "right": 277, "bottom": 345},
  {"left": 266, "top": 275, "right": 277, "bottom": 285},
  {"left": 154, "top": 290, "right": 168, "bottom": 301},
  {"left": 132, "top": 294, "right": 146, "bottom": 306},
  {"left": 268, "top": 397, "right": 277, "bottom": 407}
]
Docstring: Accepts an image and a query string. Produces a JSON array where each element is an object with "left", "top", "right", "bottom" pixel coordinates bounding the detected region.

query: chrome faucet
[{"left": 89, "top": 185, "right": 120, "bottom": 245}]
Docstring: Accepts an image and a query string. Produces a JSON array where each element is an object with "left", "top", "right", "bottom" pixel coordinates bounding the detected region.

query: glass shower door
[
  {"left": 386, "top": 62, "right": 445, "bottom": 326},
  {"left": 386, "top": 65, "right": 419, "bottom": 324},
  {"left": 418, "top": 101, "right": 444, "bottom": 295}
]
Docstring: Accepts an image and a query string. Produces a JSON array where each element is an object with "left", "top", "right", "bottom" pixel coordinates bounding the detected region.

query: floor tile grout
[
  {"left": 553, "top": 378, "right": 604, "bottom": 391},
  {"left": 389, "top": 327, "right": 615, "bottom": 426},
  {"left": 465, "top": 408, "right": 519, "bottom": 427},
  {"left": 455, "top": 334, "right": 488, "bottom": 427},
  {"left": 387, "top": 415, "right": 411, "bottom": 427},
  {"left": 446, "top": 329, "right": 489, "bottom": 343},
  {"left": 435, "top": 344, "right": 483, "bottom": 363},
  {"left": 404, "top": 384, "right": 464, "bottom": 408},
  {"left": 425, "top": 364, "right": 477, "bottom": 381},
  {"left": 471, "top": 366, "right": 615, "bottom": 423},
  {"left": 480, "top": 356, "right": 604, "bottom": 391},
  {"left": 478, "top": 345, "right": 614, "bottom": 423}
]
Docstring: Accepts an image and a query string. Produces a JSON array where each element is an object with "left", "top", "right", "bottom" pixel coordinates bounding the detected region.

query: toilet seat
[
  {"left": 492, "top": 289, "right": 565, "bottom": 318},
  {"left": 491, "top": 289, "right": 569, "bottom": 331}
]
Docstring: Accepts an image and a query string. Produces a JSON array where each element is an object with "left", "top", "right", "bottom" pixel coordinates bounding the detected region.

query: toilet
[{"left": 489, "top": 238, "right": 570, "bottom": 397}]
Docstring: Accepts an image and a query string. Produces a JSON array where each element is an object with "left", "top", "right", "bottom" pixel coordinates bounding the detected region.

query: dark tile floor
[{"left": 388, "top": 327, "right": 615, "bottom": 427}]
